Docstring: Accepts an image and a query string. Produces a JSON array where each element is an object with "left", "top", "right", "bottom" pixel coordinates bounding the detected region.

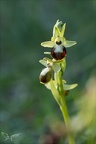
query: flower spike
[{"left": 39, "top": 20, "right": 78, "bottom": 143}]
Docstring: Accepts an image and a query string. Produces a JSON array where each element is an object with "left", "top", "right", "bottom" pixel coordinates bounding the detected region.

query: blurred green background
[{"left": 0, "top": 0, "right": 96, "bottom": 144}]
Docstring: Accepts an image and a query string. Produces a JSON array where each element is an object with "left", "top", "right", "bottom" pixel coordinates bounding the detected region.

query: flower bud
[
  {"left": 39, "top": 67, "right": 52, "bottom": 84},
  {"left": 64, "top": 90, "right": 69, "bottom": 96}
]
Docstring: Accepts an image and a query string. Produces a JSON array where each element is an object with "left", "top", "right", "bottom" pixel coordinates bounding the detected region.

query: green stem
[
  {"left": 57, "top": 71, "right": 75, "bottom": 144},
  {"left": 60, "top": 96, "right": 75, "bottom": 144}
]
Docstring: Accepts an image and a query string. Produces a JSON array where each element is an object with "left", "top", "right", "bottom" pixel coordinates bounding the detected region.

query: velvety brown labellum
[
  {"left": 51, "top": 47, "right": 67, "bottom": 60},
  {"left": 39, "top": 68, "right": 52, "bottom": 83}
]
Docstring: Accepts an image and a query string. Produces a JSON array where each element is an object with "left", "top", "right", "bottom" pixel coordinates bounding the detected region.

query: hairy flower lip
[
  {"left": 51, "top": 46, "right": 67, "bottom": 60},
  {"left": 39, "top": 67, "right": 53, "bottom": 84}
]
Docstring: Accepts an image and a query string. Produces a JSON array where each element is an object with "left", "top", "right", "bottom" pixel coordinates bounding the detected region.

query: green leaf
[{"left": 49, "top": 79, "right": 60, "bottom": 104}]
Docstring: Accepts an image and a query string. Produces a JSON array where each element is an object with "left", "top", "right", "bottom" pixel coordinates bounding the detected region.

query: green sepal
[
  {"left": 39, "top": 58, "right": 61, "bottom": 72},
  {"left": 64, "top": 40, "right": 77, "bottom": 48},
  {"left": 63, "top": 83, "right": 78, "bottom": 90},
  {"left": 41, "top": 41, "right": 54, "bottom": 48},
  {"left": 45, "top": 80, "right": 78, "bottom": 91}
]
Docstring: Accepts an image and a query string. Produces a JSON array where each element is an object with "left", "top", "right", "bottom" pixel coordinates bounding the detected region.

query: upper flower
[
  {"left": 41, "top": 20, "right": 77, "bottom": 60},
  {"left": 41, "top": 20, "right": 77, "bottom": 48}
]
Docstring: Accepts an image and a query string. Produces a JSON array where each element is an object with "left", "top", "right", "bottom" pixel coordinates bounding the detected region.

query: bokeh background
[{"left": 0, "top": 0, "right": 96, "bottom": 144}]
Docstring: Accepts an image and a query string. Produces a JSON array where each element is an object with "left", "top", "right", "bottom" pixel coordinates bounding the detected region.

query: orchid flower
[
  {"left": 39, "top": 58, "right": 61, "bottom": 84},
  {"left": 41, "top": 20, "right": 76, "bottom": 48},
  {"left": 41, "top": 20, "right": 76, "bottom": 60}
]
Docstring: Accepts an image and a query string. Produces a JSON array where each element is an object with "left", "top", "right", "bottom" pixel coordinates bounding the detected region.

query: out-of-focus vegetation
[{"left": 0, "top": 0, "right": 96, "bottom": 144}]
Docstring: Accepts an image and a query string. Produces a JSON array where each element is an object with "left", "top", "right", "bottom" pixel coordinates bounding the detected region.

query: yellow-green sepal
[
  {"left": 45, "top": 80, "right": 78, "bottom": 91},
  {"left": 64, "top": 40, "right": 77, "bottom": 48},
  {"left": 41, "top": 41, "right": 54, "bottom": 48},
  {"left": 39, "top": 58, "right": 61, "bottom": 72},
  {"left": 63, "top": 83, "right": 78, "bottom": 90}
]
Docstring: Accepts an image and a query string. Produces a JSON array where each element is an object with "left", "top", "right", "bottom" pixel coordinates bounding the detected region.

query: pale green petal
[
  {"left": 62, "top": 80, "right": 66, "bottom": 83},
  {"left": 53, "top": 27, "right": 60, "bottom": 38},
  {"left": 45, "top": 81, "right": 78, "bottom": 91},
  {"left": 39, "top": 59, "right": 47, "bottom": 67},
  {"left": 45, "top": 82, "right": 51, "bottom": 90},
  {"left": 41, "top": 41, "right": 54, "bottom": 48},
  {"left": 53, "top": 20, "right": 60, "bottom": 36},
  {"left": 39, "top": 58, "right": 60, "bottom": 72},
  {"left": 63, "top": 83, "right": 78, "bottom": 90},
  {"left": 44, "top": 52, "right": 51, "bottom": 55},
  {"left": 60, "top": 23, "right": 66, "bottom": 37},
  {"left": 53, "top": 63, "right": 61, "bottom": 72},
  {"left": 53, "top": 20, "right": 66, "bottom": 38},
  {"left": 55, "top": 20, "right": 62, "bottom": 29},
  {"left": 64, "top": 40, "right": 77, "bottom": 48},
  {"left": 39, "top": 58, "right": 52, "bottom": 66}
]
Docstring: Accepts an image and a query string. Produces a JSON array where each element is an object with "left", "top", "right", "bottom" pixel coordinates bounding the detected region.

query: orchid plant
[{"left": 39, "top": 20, "right": 78, "bottom": 144}]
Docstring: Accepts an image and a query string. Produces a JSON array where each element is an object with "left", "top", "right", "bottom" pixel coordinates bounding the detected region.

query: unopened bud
[
  {"left": 64, "top": 90, "right": 69, "bottom": 96},
  {"left": 39, "top": 67, "right": 52, "bottom": 84}
]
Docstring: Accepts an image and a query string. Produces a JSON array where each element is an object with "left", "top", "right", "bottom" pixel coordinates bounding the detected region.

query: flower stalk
[
  {"left": 39, "top": 20, "right": 78, "bottom": 144},
  {"left": 55, "top": 68, "right": 75, "bottom": 144}
]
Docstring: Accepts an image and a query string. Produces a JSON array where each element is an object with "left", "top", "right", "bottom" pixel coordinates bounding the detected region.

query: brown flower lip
[
  {"left": 39, "top": 67, "right": 53, "bottom": 84},
  {"left": 51, "top": 47, "right": 67, "bottom": 60}
]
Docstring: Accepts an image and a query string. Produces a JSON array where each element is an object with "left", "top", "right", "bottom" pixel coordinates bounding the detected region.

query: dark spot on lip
[{"left": 56, "top": 41, "right": 62, "bottom": 45}]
